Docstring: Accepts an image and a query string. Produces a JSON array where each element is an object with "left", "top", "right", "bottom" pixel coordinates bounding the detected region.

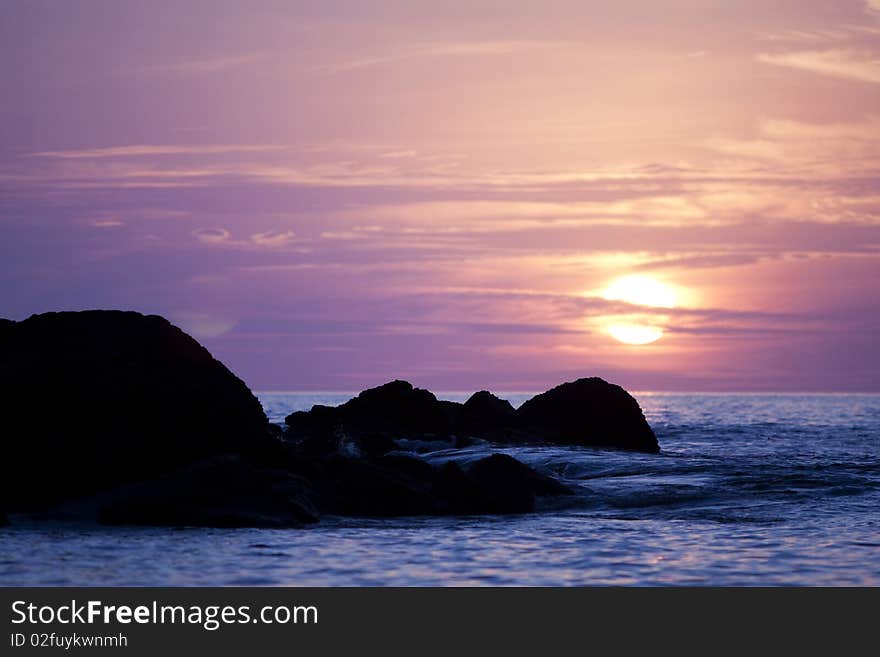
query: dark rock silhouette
[
  {"left": 286, "top": 378, "right": 659, "bottom": 453},
  {"left": 342, "top": 380, "right": 450, "bottom": 434},
  {"left": 286, "top": 449, "right": 571, "bottom": 517},
  {"left": 517, "top": 378, "right": 659, "bottom": 453},
  {"left": 439, "top": 454, "right": 548, "bottom": 514},
  {"left": 469, "top": 453, "right": 571, "bottom": 498},
  {"left": 299, "top": 453, "right": 441, "bottom": 517},
  {"left": 457, "top": 391, "right": 517, "bottom": 436},
  {"left": 284, "top": 405, "right": 341, "bottom": 444},
  {"left": 98, "top": 456, "right": 318, "bottom": 529},
  {"left": 1, "top": 310, "right": 652, "bottom": 527},
  {"left": 434, "top": 454, "right": 569, "bottom": 514},
  {"left": 285, "top": 380, "right": 451, "bottom": 440},
  {"left": 0, "top": 310, "right": 275, "bottom": 510},
  {"left": 357, "top": 432, "right": 399, "bottom": 457}
]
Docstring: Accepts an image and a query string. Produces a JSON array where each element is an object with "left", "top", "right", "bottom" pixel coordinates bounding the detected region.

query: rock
[
  {"left": 438, "top": 399, "right": 464, "bottom": 425},
  {"left": 98, "top": 455, "right": 319, "bottom": 529},
  {"left": 304, "top": 454, "right": 440, "bottom": 517},
  {"left": 0, "top": 310, "right": 275, "bottom": 510},
  {"left": 284, "top": 405, "right": 340, "bottom": 439},
  {"left": 376, "top": 453, "right": 437, "bottom": 480},
  {"left": 516, "top": 377, "right": 659, "bottom": 453},
  {"left": 284, "top": 380, "right": 452, "bottom": 448},
  {"left": 283, "top": 382, "right": 517, "bottom": 448},
  {"left": 357, "top": 432, "right": 399, "bottom": 457},
  {"left": 456, "top": 391, "right": 517, "bottom": 438},
  {"left": 440, "top": 459, "right": 536, "bottom": 514},
  {"left": 283, "top": 377, "right": 660, "bottom": 455},
  {"left": 343, "top": 380, "right": 447, "bottom": 429},
  {"left": 431, "top": 461, "right": 493, "bottom": 512},
  {"left": 468, "top": 453, "right": 571, "bottom": 498},
  {"left": 284, "top": 447, "right": 569, "bottom": 518},
  {"left": 338, "top": 380, "right": 450, "bottom": 436},
  {"left": 433, "top": 454, "right": 571, "bottom": 515}
]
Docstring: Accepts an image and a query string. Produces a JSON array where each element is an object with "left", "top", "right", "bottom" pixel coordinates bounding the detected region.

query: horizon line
[{"left": 255, "top": 389, "right": 880, "bottom": 396}]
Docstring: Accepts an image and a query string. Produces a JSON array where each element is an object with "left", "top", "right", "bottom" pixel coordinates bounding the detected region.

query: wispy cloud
[
  {"left": 86, "top": 217, "right": 125, "bottom": 228},
  {"left": 191, "top": 227, "right": 305, "bottom": 251},
  {"left": 760, "top": 25, "right": 880, "bottom": 45},
  {"left": 757, "top": 49, "right": 880, "bottom": 84},
  {"left": 317, "top": 40, "right": 575, "bottom": 74},
  {"left": 251, "top": 230, "right": 296, "bottom": 247},
  {"left": 31, "top": 145, "right": 288, "bottom": 159},
  {"left": 192, "top": 227, "right": 231, "bottom": 244}
]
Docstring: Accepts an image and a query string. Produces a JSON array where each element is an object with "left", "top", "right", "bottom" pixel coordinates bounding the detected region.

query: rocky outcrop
[
  {"left": 0, "top": 310, "right": 276, "bottom": 510},
  {"left": 516, "top": 378, "right": 659, "bottom": 453},
  {"left": 0, "top": 309, "right": 649, "bottom": 528},
  {"left": 285, "top": 378, "right": 659, "bottom": 453}
]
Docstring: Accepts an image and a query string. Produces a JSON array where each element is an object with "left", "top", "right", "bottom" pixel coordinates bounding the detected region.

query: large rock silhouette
[
  {"left": 516, "top": 378, "right": 659, "bottom": 453},
  {"left": 0, "top": 310, "right": 273, "bottom": 510}
]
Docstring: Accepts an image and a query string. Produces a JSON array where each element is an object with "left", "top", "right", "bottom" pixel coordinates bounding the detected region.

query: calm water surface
[{"left": 2, "top": 393, "right": 878, "bottom": 585}]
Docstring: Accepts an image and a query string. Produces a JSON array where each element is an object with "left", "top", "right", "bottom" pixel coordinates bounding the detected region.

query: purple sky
[{"left": 2, "top": 0, "right": 879, "bottom": 391}]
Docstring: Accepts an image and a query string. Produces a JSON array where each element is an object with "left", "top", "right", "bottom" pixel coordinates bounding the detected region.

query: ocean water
[{"left": 1, "top": 392, "right": 878, "bottom": 586}]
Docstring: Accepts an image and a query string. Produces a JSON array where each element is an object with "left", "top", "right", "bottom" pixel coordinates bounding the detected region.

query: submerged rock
[
  {"left": 0, "top": 310, "right": 275, "bottom": 510},
  {"left": 516, "top": 377, "right": 659, "bottom": 453}
]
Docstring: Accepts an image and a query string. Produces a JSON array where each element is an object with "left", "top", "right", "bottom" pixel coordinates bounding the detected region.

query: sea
[{"left": 1, "top": 392, "right": 878, "bottom": 586}]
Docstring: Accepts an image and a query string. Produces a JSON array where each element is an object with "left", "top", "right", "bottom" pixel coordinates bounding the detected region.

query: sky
[{"left": 1, "top": 0, "right": 879, "bottom": 392}]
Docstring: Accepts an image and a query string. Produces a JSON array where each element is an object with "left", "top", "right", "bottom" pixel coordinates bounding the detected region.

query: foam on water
[{"left": 1, "top": 393, "right": 878, "bottom": 585}]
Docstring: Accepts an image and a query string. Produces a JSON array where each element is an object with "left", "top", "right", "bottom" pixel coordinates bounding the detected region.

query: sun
[
  {"left": 603, "top": 274, "right": 677, "bottom": 308},
  {"left": 607, "top": 323, "right": 664, "bottom": 345},
  {"left": 602, "top": 275, "right": 677, "bottom": 345}
]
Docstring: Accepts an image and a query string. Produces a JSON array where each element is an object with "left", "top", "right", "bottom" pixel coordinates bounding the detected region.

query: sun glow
[{"left": 602, "top": 275, "right": 677, "bottom": 345}]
